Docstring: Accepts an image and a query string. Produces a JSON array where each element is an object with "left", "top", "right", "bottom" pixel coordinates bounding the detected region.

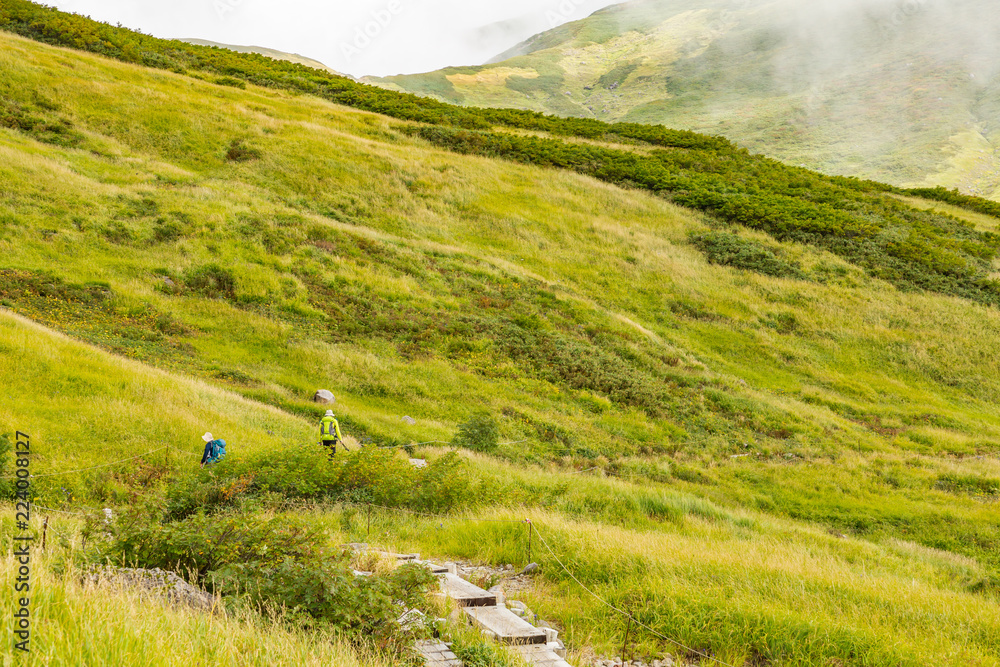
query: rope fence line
[
  {"left": 531, "top": 524, "right": 737, "bottom": 667},
  {"left": 29, "top": 502, "right": 95, "bottom": 517},
  {"left": 272, "top": 497, "right": 524, "bottom": 524},
  {"left": 377, "top": 438, "right": 530, "bottom": 451},
  {"left": 2, "top": 438, "right": 552, "bottom": 479},
  {"left": 22, "top": 445, "right": 173, "bottom": 479}
]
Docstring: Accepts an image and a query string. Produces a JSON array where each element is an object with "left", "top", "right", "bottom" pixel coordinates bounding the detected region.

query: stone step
[
  {"left": 463, "top": 605, "right": 547, "bottom": 645},
  {"left": 440, "top": 573, "right": 497, "bottom": 607},
  {"left": 512, "top": 643, "right": 572, "bottom": 667},
  {"left": 417, "top": 560, "right": 450, "bottom": 574},
  {"left": 415, "top": 639, "right": 463, "bottom": 667},
  {"left": 376, "top": 550, "right": 420, "bottom": 561}
]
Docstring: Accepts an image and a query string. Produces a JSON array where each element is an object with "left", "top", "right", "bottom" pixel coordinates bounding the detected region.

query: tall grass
[
  {"left": 325, "top": 503, "right": 1000, "bottom": 666},
  {"left": 0, "top": 551, "right": 393, "bottom": 666}
]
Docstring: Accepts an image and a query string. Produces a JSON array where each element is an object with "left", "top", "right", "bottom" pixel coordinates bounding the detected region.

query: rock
[
  {"left": 313, "top": 389, "right": 335, "bottom": 404},
  {"left": 397, "top": 608, "right": 425, "bottom": 630},
  {"left": 488, "top": 585, "right": 506, "bottom": 605},
  {"left": 401, "top": 415, "right": 416, "bottom": 425},
  {"left": 409, "top": 458, "right": 428, "bottom": 469},
  {"left": 83, "top": 566, "right": 218, "bottom": 613},
  {"left": 521, "top": 562, "right": 540, "bottom": 576},
  {"left": 552, "top": 639, "right": 567, "bottom": 658},
  {"left": 161, "top": 276, "right": 176, "bottom": 287},
  {"left": 508, "top": 600, "right": 527, "bottom": 612}
]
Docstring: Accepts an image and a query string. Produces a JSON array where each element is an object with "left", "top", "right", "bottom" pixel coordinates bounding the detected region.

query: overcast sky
[{"left": 48, "top": 0, "right": 620, "bottom": 77}]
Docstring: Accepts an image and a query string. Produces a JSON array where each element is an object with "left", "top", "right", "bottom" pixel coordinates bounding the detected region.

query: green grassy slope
[
  {"left": 2, "top": 20, "right": 1000, "bottom": 571},
  {"left": 5, "top": 307, "right": 1000, "bottom": 665},
  {"left": 3, "top": 13, "right": 1000, "bottom": 665},
  {"left": 369, "top": 0, "right": 1000, "bottom": 198},
  {"left": 0, "top": 554, "right": 388, "bottom": 667}
]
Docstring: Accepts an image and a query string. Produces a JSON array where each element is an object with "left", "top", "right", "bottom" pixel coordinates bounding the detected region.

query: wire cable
[
  {"left": 29, "top": 445, "right": 171, "bottom": 479},
  {"left": 29, "top": 502, "right": 94, "bottom": 516}
]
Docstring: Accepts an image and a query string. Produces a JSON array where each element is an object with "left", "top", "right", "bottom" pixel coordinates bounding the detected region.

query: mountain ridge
[
  {"left": 177, "top": 38, "right": 351, "bottom": 78},
  {"left": 367, "top": 0, "right": 1000, "bottom": 199}
]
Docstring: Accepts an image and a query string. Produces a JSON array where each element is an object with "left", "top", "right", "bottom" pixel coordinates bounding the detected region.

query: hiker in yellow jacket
[{"left": 319, "top": 410, "right": 343, "bottom": 457}]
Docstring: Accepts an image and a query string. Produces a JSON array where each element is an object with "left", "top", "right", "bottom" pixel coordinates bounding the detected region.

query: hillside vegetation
[
  {"left": 2, "top": 3, "right": 1000, "bottom": 665},
  {"left": 370, "top": 0, "right": 1000, "bottom": 198}
]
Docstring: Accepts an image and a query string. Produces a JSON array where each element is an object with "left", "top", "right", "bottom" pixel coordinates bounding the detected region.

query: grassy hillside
[
  {"left": 369, "top": 0, "right": 1000, "bottom": 198},
  {"left": 5, "top": 307, "right": 1000, "bottom": 664},
  {"left": 2, "top": 6, "right": 1000, "bottom": 665},
  {"left": 0, "top": 553, "right": 389, "bottom": 666}
]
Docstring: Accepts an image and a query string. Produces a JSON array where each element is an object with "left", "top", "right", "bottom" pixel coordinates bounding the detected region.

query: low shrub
[
  {"left": 210, "top": 559, "right": 437, "bottom": 652},
  {"left": 93, "top": 500, "right": 438, "bottom": 658},
  {"left": 226, "top": 138, "right": 262, "bottom": 162},
  {"left": 452, "top": 414, "right": 499, "bottom": 453},
  {"left": 690, "top": 230, "right": 806, "bottom": 280},
  {"left": 182, "top": 264, "right": 236, "bottom": 299},
  {"left": 93, "top": 505, "right": 328, "bottom": 579}
]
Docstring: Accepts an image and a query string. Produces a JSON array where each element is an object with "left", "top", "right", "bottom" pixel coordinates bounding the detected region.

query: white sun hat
[
  {"left": 325, "top": 410, "right": 334, "bottom": 417},
  {"left": 202, "top": 432, "right": 214, "bottom": 442}
]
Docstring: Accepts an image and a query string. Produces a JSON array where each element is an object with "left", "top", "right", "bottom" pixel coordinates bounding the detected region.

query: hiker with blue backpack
[{"left": 200, "top": 432, "right": 226, "bottom": 468}]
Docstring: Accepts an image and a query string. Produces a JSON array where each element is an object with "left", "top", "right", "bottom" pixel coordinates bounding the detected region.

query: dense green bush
[
  {"left": 171, "top": 445, "right": 475, "bottom": 515},
  {"left": 906, "top": 185, "right": 1000, "bottom": 220},
  {"left": 182, "top": 264, "right": 236, "bottom": 299},
  {"left": 94, "top": 506, "right": 327, "bottom": 579},
  {"left": 452, "top": 414, "right": 500, "bottom": 453},
  {"left": 93, "top": 500, "right": 438, "bottom": 657},
  {"left": 225, "top": 138, "right": 262, "bottom": 162},
  {"left": 210, "top": 559, "right": 437, "bottom": 652},
  {"left": 690, "top": 230, "right": 806, "bottom": 279}
]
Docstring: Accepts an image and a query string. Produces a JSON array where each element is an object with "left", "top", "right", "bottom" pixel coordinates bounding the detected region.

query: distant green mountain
[
  {"left": 367, "top": 0, "right": 1000, "bottom": 198},
  {"left": 179, "top": 38, "right": 350, "bottom": 78}
]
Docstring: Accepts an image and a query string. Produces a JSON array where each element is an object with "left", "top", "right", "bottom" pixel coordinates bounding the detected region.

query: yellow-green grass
[
  {"left": 0, "top": 551, "right": 391, "bottom": 666},
  {"left": 4, "top": 299, "right": 1000, "bottom": 663},
  {"left": 0, "top": 309, "right": 313, "bottom": 501},
  {"left": 3, "top": 28, "right": 1000, "bottom": 563},
  {"left": 249, "top": 497, "right": 1000, "bottom": 666},
  {"left": 5, "top": 26, "right": 1000, "bottom": 665}
]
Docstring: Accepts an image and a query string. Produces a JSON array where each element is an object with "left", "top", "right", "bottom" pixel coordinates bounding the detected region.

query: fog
[
  {"left": 763, "top": 0, "right": 1000, "bottom": 82},
  {"left": 45, "top": 0, "right": 618, "bottom": 77}
]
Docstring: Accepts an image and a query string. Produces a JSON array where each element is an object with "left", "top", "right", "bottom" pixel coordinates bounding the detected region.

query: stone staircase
[
  {"left": 348, "top": 545, "right": 570, "bottom": 667},
  {"left": 432, "top": 561, "right": 570, "bottom": 667}
]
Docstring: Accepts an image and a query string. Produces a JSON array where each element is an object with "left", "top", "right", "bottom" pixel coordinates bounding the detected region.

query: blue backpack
[{"left": 202, "top": 439, "right": 227, "bottom": 465}]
